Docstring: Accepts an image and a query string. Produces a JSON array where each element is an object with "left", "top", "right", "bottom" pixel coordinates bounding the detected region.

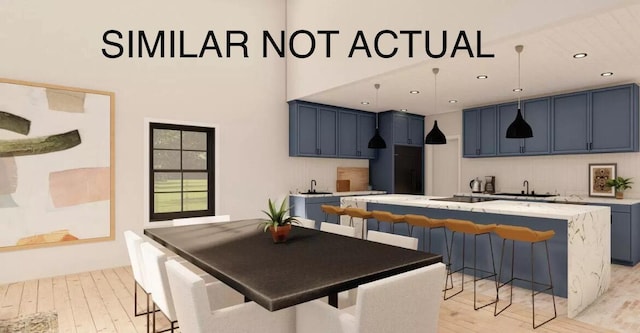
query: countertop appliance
[
  {"left": 484, "top": 176, "right": 496, "bottom": 194},
  {"left": 394, "top": 145, "right": 423, "bottom": 194},
  {"left": 430, "top": 196, "right": 498, "bottom": 203},
  {"left": 470, "top": 178, "right": 482, "bottom": 193}
]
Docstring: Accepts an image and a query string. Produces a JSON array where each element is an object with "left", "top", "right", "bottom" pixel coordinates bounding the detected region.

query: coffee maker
[{"left": 484, "top": 176, "right": 496, "bottom": 194}]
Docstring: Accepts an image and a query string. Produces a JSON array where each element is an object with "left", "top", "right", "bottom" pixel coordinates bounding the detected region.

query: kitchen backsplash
[
  {"left": 284, "top": 157, "right": 368, "bottom": 193},
  {"left": 461, "top": 151, "right": 640, "bottom": 198}
]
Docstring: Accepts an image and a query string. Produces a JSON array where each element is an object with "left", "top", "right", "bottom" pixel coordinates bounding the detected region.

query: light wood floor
[{"left": 0, "top": 266, "right": 615, "bottom": 333}]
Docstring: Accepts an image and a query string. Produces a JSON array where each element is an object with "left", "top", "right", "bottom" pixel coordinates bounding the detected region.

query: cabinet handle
[
  {"left": 586, "top": 142, "right": 589, "bottom": 150},
  {"left": 476, "top": 148, "right": 480, "bottom": 155},
  {"left": 408, "top": 139, "right": 412, "bottom": 144},
  {"left": 590, "top": 142, "right": 593, "bottom": 150},
  {"left": 522, "top": 146, "right": 525, "bottom": 153}
]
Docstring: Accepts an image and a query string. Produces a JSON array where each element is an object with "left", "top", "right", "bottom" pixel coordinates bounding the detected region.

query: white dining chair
[
  {"left": 165, "top": 259, "right": 296, "bottom": 333},
  {"left": 296, "top": 217, "right": 316, "bottom": 229},
  {"left": 172, "top": 215, "right": 231, "bottom": 226},
  {"left": 296, "top": 263, "right": 446, "bottom": 333},
  {"left": 141, "top": 243, "right": 244, "bottom": 332},
  {"left": 320, "top": 222, "right": 357, "bottom": 237},
  {"left": 123, "top": 230, "right": 153, "bottom": 321},
  {"left": 366, "top": 230, "right": 419, "bottom": 250}
]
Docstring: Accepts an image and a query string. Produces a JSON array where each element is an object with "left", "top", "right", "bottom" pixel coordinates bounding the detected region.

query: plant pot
[
  {"left": 615, "top": 191, "right": 624, "bottom": 199},
  {"left": 269, "top": 224, "right": 291, "bottom": 243}
]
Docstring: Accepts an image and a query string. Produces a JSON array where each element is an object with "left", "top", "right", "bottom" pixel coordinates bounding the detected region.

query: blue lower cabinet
[
  {"left": 611, "top": 212, "right": 631, "bottom": 263},
  {"left": 289, "top": 196, "right": 341, "bottom": 225}
]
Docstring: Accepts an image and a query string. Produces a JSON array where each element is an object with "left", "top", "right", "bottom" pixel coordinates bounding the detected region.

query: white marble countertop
[
  {"left": 343, "top": 194, "right": 609, "bottom": 220},
  {"left": 454, "top": 192, "right": 640, "bottom": 205},
  {"left": 289, "top": 190, "right": 386, "bottom": 198}
]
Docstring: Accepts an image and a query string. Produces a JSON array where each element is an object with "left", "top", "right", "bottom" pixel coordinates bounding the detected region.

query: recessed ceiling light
[
  {"left": 400, "top": 109, "right": 408, "bottom": 112},
  {"left": 601, "top": 72, "right": 614, "bottom": 77},
  {"left": 409, "top": 90, "right": 420, "bottom": 94},
  {"left": 448, "top": 100, "right": 458, "bottom": 104},
  {"left": 476, "top": 75, "right": 488, "bottom": 79},
  {"left": 361, "top": 101, "right": 370, "bottom": 105},
  {"left": 513, "top": 88, "right": 523, "bottom": 92},
  {"left": 573, "top": 52, "right": 587, "bottom": 59}
]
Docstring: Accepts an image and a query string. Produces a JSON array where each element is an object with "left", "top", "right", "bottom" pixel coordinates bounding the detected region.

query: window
[{"left": 149, "top": 122, "right": 215, "bottom": 221}]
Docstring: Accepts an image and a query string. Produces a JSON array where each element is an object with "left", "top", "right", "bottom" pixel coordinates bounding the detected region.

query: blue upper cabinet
[
  {"left": 551, "top": 92, "right": 589, "bottom": 154},
  {"left": 289, "top": 100, "right": 377, "bottom": 159},
  {"left": 393, "top": 113, "right": 424, "bottom": 146},
  {"left": 590, "top": 85, "right": 638, "bottom": 152},
  {"left": 289, "top": 101, "right": 338, "bottom": 157},
  {"left": 552, "top": 84, "right": 639, "bottom": 154},
  {"left": 338, "top": 110, "right": 376, "bottom": 159},
  {"left": 463, "top": 106, "right": 496, "bottom": 157},
  {"left": 498, "top": 98, "right": 550, "bottom": 156}
]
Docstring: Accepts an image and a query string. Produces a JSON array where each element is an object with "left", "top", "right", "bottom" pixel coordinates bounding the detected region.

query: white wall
[
  {"left": 425, "top": 110, "right": 640, "bottom": 198},
  {"left": 0, "top": 0, "right": 365, "bottom": 284}
]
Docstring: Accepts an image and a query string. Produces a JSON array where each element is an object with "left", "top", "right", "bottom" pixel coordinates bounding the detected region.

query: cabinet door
[
  {"left": 463, "top": 110, "right": 479, "bottom": 156},
  {"left": 591, "top": 85, "right": 635, "bottom": 152},
  {"left": 338, "top": 111, "right": 359, "bottom": 158},
  {"left": 552, "top": 92, "right": 589, "bottom": 153},
  {"left": 317, "top": 107, "right": 338, "bottom": 156},
  {"left": 408, "top": 115, "right": 424, "bottom": 146},
  {"left": 611, "top": 212, "right": 632, "bottom": 262},
  {"left": 522, "top": 98, "right": 550, "bottom": 154},
  {"left": 497, "top": 103, "right": 523, "bottom": 155},
  {"left": 478, "top": 106, "right": 497, "bottom": 156},
  {"left": 297, "top": 105, "right": 319, "bottom": 156},
  {"left": 393, "top": 114, "right": 409, "bottom": 145},
  {"left": 358, "top": 113, "right": 376, "bottom": 159}
]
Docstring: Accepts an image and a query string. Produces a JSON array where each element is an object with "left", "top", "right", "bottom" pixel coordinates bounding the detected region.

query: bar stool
[
  {"left": 404, "top": 214, "right": 448, "bottom": 253},
  {"left": 443, "top": 219, "right": 497, "bottom": 310},
  {"left": 493, "top": 224, "right": 557, "bottom": 329},
  {"left": 343, "top": 207, "right": 374, "bottom": 239},
  {"left": 371, "top": 210, "right": 406, "bottom": 234},
  {"left": 320, "top": 205, "right": 345, "bottom": 224}
]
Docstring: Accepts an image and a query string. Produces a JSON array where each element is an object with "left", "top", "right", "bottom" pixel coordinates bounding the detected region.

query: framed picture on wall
[
  {"left": 0, "top": 78, "right": 115, "bottom": 252},
  {"left": 588, "top": 163, "right": 616, "bottom": 197}
]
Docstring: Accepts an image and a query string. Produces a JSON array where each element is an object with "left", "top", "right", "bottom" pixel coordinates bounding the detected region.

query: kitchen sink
[
  {"left": 493, "top": 192, "right": 557, "bottom": 198},
  {"left": 301, "top": 191, "right": 333, "bottom": 195}
]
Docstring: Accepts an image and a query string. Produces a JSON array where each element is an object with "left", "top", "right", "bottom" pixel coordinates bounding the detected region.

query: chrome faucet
[
  {"left": 310, "top": 179, "right": 317, "bottom": 193},
  {"left": 523, "top": 180, "right": 529, "bottom": 195}
]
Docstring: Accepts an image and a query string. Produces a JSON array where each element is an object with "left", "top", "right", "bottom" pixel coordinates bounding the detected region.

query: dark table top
[{"left": 144, "top": 219, "right": 442, "bottom": 311}]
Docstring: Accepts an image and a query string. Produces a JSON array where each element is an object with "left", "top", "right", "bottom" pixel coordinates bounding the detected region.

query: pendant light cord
[
  {"left": 516, "top": 45, "right": 523, "bottom": 109},
  {"left": 433, "top": 68, "right": 438, "bottom": 113},
  {"left": 374, "top": 83, "right": 380, "bottom": 127}
]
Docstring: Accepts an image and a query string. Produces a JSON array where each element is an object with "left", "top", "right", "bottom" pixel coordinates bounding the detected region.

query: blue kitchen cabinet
[
  {"left": 463, "top": 106, "right": 497, "bottom": 157},
  {"left": 289, "top": 195, "right": 342, "bottom": 226},
  {"left": 551, "top": 92, "right": 589, "bottom": 154},
  {"left": 552, "top": 84, "right": 639, "bottom": 154},
  {"left": 590, "top": 84, "right": 638, "bottom": 153},
  {"left": 338, "top": 110, "right": 376, "bottom": 159},
  {"left": 497, "top": 98, "right": 550, "bottom": 155},
  {"left": 393, "top": 113, "right": 424, "bottom": 146},
  {"left": 611, "top": 211, "right": 632, "bottom": 263},
  {"left": 289, "top": 101, "right": 338, "bottom": 157}
]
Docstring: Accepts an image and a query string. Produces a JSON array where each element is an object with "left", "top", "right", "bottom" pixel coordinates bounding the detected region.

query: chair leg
[
  {"left": 532, "top": 241, "right": 557, "bottom": 329},
  {"left": 495, "top": 239, "right": 515, "bottom": 316},
  {"left": 472, "top": 234, "right": 497, "bottom": 310},
  {"left": 444, "top": 232, "right": 465, "bottom": 299}
]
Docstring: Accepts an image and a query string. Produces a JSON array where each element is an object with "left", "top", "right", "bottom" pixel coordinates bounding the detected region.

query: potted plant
[
  {"left": 606, "top": 176, "right": 633, "bottom": 199},
  {"left": 260, "top": 198, "right": 299, "bottom": 243}
]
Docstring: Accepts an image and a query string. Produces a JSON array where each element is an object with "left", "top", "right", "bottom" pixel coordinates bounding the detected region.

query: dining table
[{"left": 144, "top": 219, "right": 442, "bottom": 311}]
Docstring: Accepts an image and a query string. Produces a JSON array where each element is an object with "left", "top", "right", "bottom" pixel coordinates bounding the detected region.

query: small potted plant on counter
[
  {"left": 260, "top": 198, "right": 299, "bottom": 243},
  {"left": 606, "top": 176, "right": 633, "bottom": 199}
]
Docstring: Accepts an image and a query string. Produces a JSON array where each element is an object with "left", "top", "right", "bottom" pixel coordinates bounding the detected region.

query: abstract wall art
[
  {"left": 588, "top": 163, "right": 616, "bottom": 198},
  {"left": 0, "top": 78, "right": 115, "bottom": 251}
]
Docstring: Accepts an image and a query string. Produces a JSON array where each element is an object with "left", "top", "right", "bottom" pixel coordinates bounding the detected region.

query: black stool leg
[
  {"left": 473, "top": 233, "right": 497, "bottom": 310},
  {"left": 532, "top": 240, "right": 557, "bottom": 329}
]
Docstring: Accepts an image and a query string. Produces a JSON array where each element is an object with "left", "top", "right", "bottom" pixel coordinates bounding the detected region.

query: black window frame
[{"left": 149, "top": 122, "right": 215, "bottom": 221}]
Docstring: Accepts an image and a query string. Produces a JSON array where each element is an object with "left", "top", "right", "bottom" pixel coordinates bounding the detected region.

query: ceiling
[{"left": 300, "top": 2, "right": 640, "bottom": 117}]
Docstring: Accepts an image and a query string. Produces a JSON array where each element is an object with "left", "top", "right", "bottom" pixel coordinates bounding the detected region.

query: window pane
[
  {"left": 153, "top": 129, "right": 180, "bottom": 149},
  {"left": 154, "top": 193, "right": 182, "bottom": 213},
  {"left": 183, "top": 172, "right": 207, "bottom": 191},
  {"left": 183, "top": 192, "right": 208, "bottom": 211},
  {"left": 154, "top": 150, "right": 181, "bottom": 169},
  {"left": 182, "top": 151, "right": 207, "bottom": 170},
  {"left": 154, "top": 172, "right": 182, "bottom": 192},
  {"left": 182, "top": 131, "right": 207, "bottom": 150}
]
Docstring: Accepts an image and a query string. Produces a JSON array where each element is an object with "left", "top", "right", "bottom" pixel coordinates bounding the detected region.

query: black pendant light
[
  {"left": 368, "top": 83, "right": 387, "bottom": 149},
  {"left": 425, "top": 68, "right": 447, "bottom": 145},
  {"left": 506, "top": 45, "right": 533, "bottom": 139}
]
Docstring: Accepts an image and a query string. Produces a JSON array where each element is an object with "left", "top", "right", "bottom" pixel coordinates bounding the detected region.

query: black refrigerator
[{"left": 393, "top": 145, "right": 424, "bottom": 194}]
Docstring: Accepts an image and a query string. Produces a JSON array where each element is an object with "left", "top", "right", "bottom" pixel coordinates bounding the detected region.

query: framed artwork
[
  {"left": 588, "top": 163, "right": 616, "bottom": 197},
  {"left": 0, "top": 78, "right": 115, "bottom": 251}
]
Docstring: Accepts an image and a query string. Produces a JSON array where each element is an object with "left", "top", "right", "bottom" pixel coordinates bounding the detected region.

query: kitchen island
[{"left": 340, "top": 194, "right": 610, "bottom": 318}]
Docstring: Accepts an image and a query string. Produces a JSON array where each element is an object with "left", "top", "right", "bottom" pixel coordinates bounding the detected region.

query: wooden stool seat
[
  {"left": 494, "top": 225, "right": 555, "bottom": 243},
  {"left": 371, "top": 211, "right": 405, "bottom": 223},
  {"left": 321, "top": 205, "right": 346, "bottom": 216},
  {"left": 404, "top": 214, "right": 448, "bottom": 254},
  {"left": 445, "top": 219, "right": 496, "bottom": 235},
  {"left": 344, "top": 207, "right": 373, "bottom": 219}
]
